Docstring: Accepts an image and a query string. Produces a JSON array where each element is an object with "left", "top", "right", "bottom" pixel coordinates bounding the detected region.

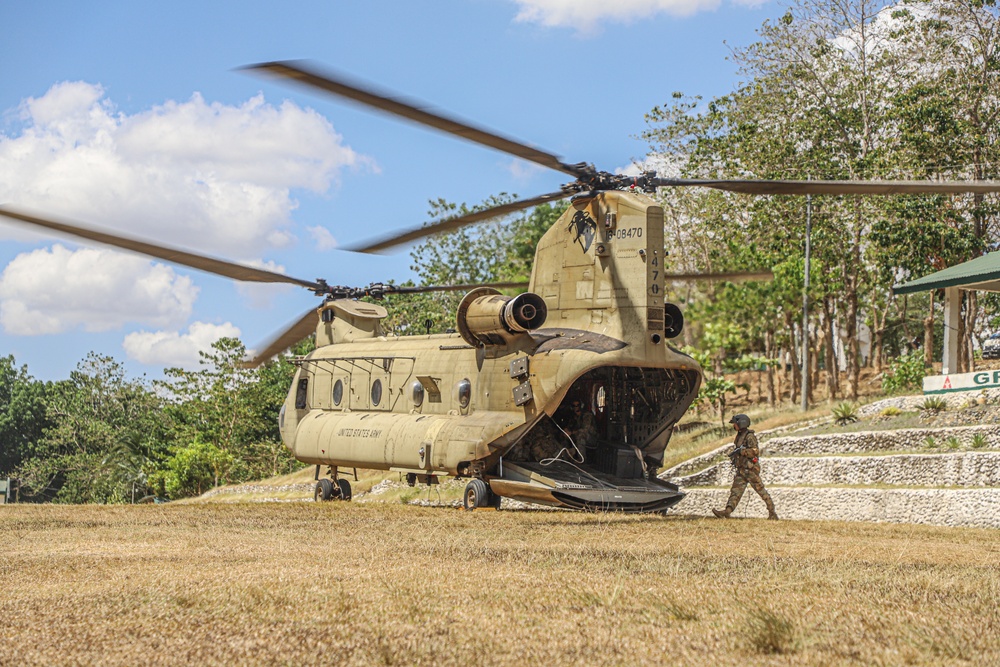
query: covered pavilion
[{"left": 894, "top": 252, "right": 1000, "bottom": 376}]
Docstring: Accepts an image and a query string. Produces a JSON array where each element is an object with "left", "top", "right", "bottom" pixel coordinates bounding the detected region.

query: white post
[{"left": 942, "top": 287, "right": 961, "bottom": 375}]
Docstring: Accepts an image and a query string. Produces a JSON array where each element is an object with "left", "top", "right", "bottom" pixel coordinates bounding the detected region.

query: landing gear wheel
[
  {"left": 315, "top": 478, "right": 334, "bottom": 502},
  {"left": 335, "top": 478, "right": 352, "bottom": 501},
  {"left": 463, "top": 479, "right": 490, "bottom": 511}
]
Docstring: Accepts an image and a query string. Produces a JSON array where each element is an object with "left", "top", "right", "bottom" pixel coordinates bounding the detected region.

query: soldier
[
  {"left": 566, "top": 400, "right": 597, "bottom": 450},
  {"left": 713, "top": 413, "right": 778, "bottom": 520}
]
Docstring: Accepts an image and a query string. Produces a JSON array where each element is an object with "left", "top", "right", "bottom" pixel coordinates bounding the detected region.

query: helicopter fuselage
[{"left": 281, "top": 191, "right": 703, "bottom": 511}]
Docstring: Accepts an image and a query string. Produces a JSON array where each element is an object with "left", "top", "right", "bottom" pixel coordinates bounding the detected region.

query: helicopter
[{"left": 3, "top": 61, "right": 1000, "bottom": 513}]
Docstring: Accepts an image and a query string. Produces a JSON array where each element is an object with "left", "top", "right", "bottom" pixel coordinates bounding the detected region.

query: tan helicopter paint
[{"left": 281, "top": 190, "right": 701, "bottom": 477}]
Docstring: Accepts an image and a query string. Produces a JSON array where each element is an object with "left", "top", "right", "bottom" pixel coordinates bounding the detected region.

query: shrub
[
  {"left": 832, "top": 402, "right": 859, "bottom": 425},
  {"left": 922, "top": 396, "right": 948, "bottom": 412},
  {"left": 971, "top": 433, "right": 988, "bottom": 449},
  {"left": 149, "top": 438, "right": 235, "bottom": 499},
  {"left": 923, "top": 436, "right": 937, "bottom": 449},
  {"left": 945, "top": 436, "right": 961, "bottom": 450},
  {"left": 879, "top": 406, "right": 903, "bottom": 417},
  {"left": 882, "top": 353, "right": 927, "bottom": 393}
]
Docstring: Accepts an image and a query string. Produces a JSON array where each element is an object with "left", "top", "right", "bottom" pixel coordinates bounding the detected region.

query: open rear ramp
[{"left": 489, "top": 460, "right": 684, "bottom": 513}]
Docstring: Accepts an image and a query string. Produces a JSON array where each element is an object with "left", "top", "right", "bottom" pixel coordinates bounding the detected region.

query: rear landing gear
[{"left": 463, "top": 479, "right": 500, "bottom": 511}]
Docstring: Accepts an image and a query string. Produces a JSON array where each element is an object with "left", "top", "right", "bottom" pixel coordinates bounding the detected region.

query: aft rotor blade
[
  {"left": 0, "top": 206, "right": 323, "bottom": 291},
  {"left": 244, "top": 61, "right": 590, "bottom": 180},
  {"left": 664, "top": 270, "right": 774, "bottom": 282},
  {"left": 656, "top": 179, "right": 1000, "bottom": 196},
  {"left": 242, "top": 307, "right": 319, "bottom": 369},
  {"left": 346, "top": 190, "right": 568, "bottom": 254}
]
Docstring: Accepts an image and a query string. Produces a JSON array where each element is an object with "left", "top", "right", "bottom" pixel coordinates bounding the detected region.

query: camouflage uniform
[
  {"left": 715, "top": 428, "right": 778, "bottom": 520},
  {"left": 568, "top": 410, "right": 596, "bottom": 449}
]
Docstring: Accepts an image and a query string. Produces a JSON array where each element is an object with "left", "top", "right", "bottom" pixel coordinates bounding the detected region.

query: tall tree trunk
[
  {"left": 845, "top": 286, "right": 861, "bottom": 400},
  {"left": 787, "top": 316, "right": 800, "bottom": 405},
  {"left": 765, "top": 330, "right": 776, "bottom": 405},
  {"left": 824, "top": 296, "right": 838, "bottom": 400}
]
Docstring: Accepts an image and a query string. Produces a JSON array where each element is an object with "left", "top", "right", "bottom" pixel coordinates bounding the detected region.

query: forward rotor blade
[
  {"left": 656, "top": 179, "right": 1000, "bottom": 196},
  {"left": 664, "top": 270, "right": 774, "bottom": 282},
  {"left": 242, "top": 307, "right": 319, "bottom": 369},
  {"left": 389, "top": 281, "right": 529, "bottom": 294},
  {"left": 346, "top": 190, "right": 568, "bottom": 253},
  {"left": 0, "top": 206, "right": 323, "bottom": 291},
  {"left": 244, "top": 61, "right": 589, "bottom": 180}
]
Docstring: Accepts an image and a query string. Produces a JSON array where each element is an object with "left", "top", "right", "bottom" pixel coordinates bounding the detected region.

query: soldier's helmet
[{"left": 729, "top": 414, "right": 751, "bottom": 430}]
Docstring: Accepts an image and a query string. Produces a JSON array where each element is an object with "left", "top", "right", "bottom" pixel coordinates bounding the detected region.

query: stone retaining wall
[
  {"left": 763, "top": 424, "right": 1000, "bottom": 456},
  {"left": 676, "top": 451, "right": 1000, "bottom": 488},
  {"left": 677, "top": 487, "right": 1000, "bottom": 529},
  {"left": 858, "top": 390, "right": 1000, "bottom": 417}
]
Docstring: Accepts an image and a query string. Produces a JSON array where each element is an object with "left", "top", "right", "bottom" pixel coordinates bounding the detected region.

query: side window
[
  {"left": 333, "top": 379, "right": 344, "bottom": 406},
  {"left": 295, "top": 378, "right": 309, "bottom": 409}
]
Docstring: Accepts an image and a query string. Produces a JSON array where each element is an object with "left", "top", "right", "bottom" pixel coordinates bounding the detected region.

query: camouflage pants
[{"left": 726, "top": 470, "right": 776, "bottom": 515}]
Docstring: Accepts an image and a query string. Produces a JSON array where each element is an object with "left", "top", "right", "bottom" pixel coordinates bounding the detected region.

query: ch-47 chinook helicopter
[{"left": 3, "top": 61, "right": 1000, "bottom": 513}]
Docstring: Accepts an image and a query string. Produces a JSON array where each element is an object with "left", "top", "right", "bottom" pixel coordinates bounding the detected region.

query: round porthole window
[
  {"left": 457, "top": 378, "right": 472, "bottom": 409},
  {"left": 333, "top": 379, "right": 344, "bottom": 406},
  {"left": 411, "top": 381, "right": 425, "bottom": 407},
  {"left": 371, "top": 378, "right": 383, "bottom": 406}
]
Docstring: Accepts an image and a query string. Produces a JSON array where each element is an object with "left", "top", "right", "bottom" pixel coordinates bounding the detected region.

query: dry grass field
[{"left": 2, "top": 503, "right": 999, "bottom": 666}]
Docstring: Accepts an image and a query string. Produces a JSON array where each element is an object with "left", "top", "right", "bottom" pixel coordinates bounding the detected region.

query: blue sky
[{"left": 1, "top": 0, "right": 783, "bottom": 380}]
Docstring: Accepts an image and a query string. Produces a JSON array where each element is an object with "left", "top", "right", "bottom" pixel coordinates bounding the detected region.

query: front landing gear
[
  {"left": 463, "top": 479, "right": 501, "bottom": 511},
  {"left": 314, "top": 466, "right": 352, "bottom": 502}
]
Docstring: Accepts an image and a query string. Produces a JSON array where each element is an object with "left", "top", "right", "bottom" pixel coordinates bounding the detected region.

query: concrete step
[
  {"left": 677, "top": 487, "right": 1000, "bottom": 529},
  {"left": 676, "top": 451, "right": 1000, "bottom": 488}
]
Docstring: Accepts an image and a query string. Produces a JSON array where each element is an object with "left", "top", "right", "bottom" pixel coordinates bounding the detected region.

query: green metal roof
[{"left": 893, "top": 252, "right": 1000, "bottom": 295}]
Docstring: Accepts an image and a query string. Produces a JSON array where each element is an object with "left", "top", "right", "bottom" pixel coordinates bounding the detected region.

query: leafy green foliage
[
  {"left": 643, "top": 0, "right": 1000, "bottom": 399},
  {"left": 0, "top": 355, "right": 51, "bottom": 478},
  {"left": 922, "top": 396, "right": 948, "bottom": 412},
  {"left": 832, "top": 402, "right": 859, "bottom": 425},
  {"left": 882, "top": 353, "right": 927, "bottom": 394},
  {"left": 157, "top": 337, "right": 299, "bottom": 485},
  {"left": 16, "top": 354, "right": 167, "bottom": 503},
  {"left": 150, "top": 438, "right": 235, "bottom": 499}
]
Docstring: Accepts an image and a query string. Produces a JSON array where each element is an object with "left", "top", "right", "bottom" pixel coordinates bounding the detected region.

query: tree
[
  {"left": 0, "top": 355, "right": 51, "bottom": 479},
  {"left": 16, "top": 354, "right": 165, "bottom": 503},
  {"left": 158, "top": 337, "right": 299, "bottom": 486}
]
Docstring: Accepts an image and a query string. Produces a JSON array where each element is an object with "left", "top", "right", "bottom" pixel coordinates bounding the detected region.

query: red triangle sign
[{"left": 943, "top": 377, "right": 952, "bottom": 389}]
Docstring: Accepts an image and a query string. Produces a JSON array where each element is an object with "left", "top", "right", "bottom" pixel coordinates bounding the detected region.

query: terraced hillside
[{"left": 666, "top": 398, "right": 1000, "bottom": 528}]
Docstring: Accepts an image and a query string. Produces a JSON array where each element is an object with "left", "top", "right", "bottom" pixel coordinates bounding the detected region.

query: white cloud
[
  {"left": 616, "top": 154, "right": 682, "bottom": 177},
  {"left": 123, "top": 321, "right": 241, "bottom": 369},
  {"left": 307, "top": 225, "right": 338, "bottom": 251},
  {"left": 234, "top": 258, "right": 295, "bottom": 308},
  {"left": 507, "top": 158, "right": 546, "bottom": 183},
  {"left": 511, "top": 0, "right": 726, "bottom": 33},
  {"left": 0, "top": 81, "right": 372, "bottom": 258},
  {"left": 0, "top": 244, "right": 197, "bottom": 335}
]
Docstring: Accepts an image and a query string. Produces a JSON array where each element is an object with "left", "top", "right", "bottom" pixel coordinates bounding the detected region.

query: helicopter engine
[{"left": 456, "top": 287, "right": 548, "bottom": 346}]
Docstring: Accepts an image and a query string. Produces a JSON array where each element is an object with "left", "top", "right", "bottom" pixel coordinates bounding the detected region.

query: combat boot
[{"left": 712, "top": 508, "right": 731, "bottom": 518}]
